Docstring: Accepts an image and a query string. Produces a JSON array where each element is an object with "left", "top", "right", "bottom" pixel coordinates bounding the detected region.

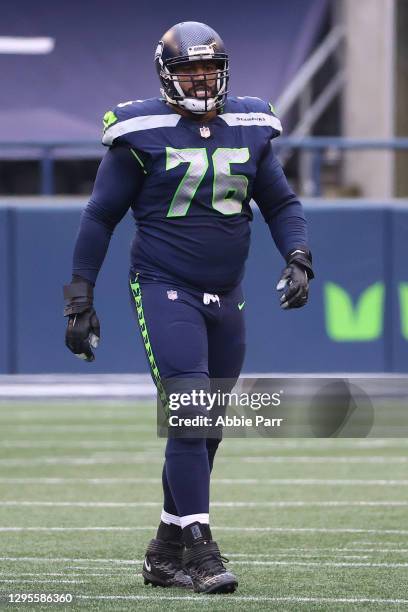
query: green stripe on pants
[{"left": 129, "top": 276, "right": 168, "bottom": 413}]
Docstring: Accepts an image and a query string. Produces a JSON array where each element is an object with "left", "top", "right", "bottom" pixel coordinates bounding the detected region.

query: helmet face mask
[
  {"left": 155, "top": 22, "right": 229, "bottom": 114},
  {"left": 162, "top": 60, "right": 229, "bottom": 113}
]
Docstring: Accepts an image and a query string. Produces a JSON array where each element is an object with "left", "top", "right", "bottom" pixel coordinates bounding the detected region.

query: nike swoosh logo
[
  {"left": 144, "top": 557, "right": 151, "bottom": 572},
  {"left": 238, "top": 301, "right": 245, "bottom": 310}
]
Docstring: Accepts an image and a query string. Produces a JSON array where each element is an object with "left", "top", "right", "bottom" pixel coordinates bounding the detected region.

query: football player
[{"left": 63, "top": 21, "right": 313, "bottom": 594}]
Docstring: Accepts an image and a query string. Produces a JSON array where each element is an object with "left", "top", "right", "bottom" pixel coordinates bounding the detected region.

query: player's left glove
[
  {"left": 276, "top": 248, "right": 314, "bottom": 310},
  {"left": 63, "top": 278, "right": 100, "bottom": 362}
]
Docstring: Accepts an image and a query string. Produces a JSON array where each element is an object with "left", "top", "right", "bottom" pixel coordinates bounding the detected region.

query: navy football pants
[{"left": 130, "top": 275, "right": 245, "bottom": 519}]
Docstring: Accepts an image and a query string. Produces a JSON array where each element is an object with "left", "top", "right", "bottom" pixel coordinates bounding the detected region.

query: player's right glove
[
  {"left": 276, "top": 248, "right": 314, "bottom": 310},
  {"left": 63, "top": 279, "right": 100, "bottom": 362}
]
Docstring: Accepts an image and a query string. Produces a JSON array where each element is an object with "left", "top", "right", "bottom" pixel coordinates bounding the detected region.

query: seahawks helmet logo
[{"left": 155, "top": 41, "right": 164, "bottom": 62}]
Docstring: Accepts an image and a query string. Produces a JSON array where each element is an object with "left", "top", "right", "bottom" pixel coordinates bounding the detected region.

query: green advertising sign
[{"left": 324, "top": 283, "right": 385, "bottom": 341}]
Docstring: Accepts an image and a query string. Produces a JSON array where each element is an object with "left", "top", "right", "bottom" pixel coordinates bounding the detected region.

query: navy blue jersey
[{"left": 73, "top": 96, "right": 309, "bottom": 292}]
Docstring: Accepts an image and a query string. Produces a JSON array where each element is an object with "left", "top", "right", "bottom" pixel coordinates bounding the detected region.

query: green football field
[{"left": 0, "top": 401, "right": 407, "bottom": 611}]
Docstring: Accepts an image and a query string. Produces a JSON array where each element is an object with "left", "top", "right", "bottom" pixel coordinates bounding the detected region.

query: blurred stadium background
[{"left": 1, "top": 0, "right": 408, "bottom": 609}]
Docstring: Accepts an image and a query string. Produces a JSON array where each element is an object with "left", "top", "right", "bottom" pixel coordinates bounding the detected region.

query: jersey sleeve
[
  {"left": 102, "top": 102, "right": 133, "bottom": 147},
  {"left": 237, "top": 96, "right": 283, "bottom": 140},
  {"left": 263, "top": 100, "right": 282, "bottom": 140},
  {"left": 252, "top": 142, "right": 309, "bottom": 258},
  {"left": 72, "top": 145, "right": 145, "bottom": 284}
]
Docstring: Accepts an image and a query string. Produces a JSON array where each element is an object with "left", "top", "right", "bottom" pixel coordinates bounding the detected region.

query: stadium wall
[{"left": 0, "top": 200, "right": 407, "bottom": 374}]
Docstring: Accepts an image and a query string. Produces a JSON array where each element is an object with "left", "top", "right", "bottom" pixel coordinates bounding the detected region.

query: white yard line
[
  {"left": 65, "top": 567, "right": 139, "bottom": 572},
  {"left": 215, "top": 478, "right": 408, "bottom": 486},
  {"left": 0, "top": 572, "right": 136, "bottom": 577},
  {"left": 0, "top": 455, "right": 407, "bottom": 466},
  {"left": 2, "top": 552, "right": 408, "bottom": 566},
  {"left": 1, "top": 477, "right": 408, "bottom": 486},
  {"left": 0, "top": 501, "right": 161, "bottom": 507},
  {"left": 213, "top": 501, "right": 408, "bottom": 507},
  {"left": 231, "top": 560, "right": 408, "bottom": 568},
  {"left": 0, "top": 440, "right": 161, "bottom": 449},
  {"left": 1, "top": 527, "right": 408, "bottom": 534},
  {"left": 228, "top": 549, "right": 408, "bottom": 555},
  {"left": 1, "top": 553, "right": 407, "bottom": 570},
  {"left": 0, "top": 478, "right": 162, "bottom": 484},
  {"left": 0, "top": 383, "right": 155, "bottom": 398},
  {"left": 76, "top": 594, "right": 408, "bottom": 605},
  {"left": 0, "top": 412, "right": 139, "bottom": 419},
  {"left": 242, "top": 456, "right": 408, "bottom": 464},
  {"left": 0, "top": 426, "right": 152, "bottom": 432},
  {"left": 0, "top": 527, "right": 155, "bottom": 531},
  {"left": 217, "top": 527, "right": 408, "bottom": 534},
  {"left": 22, "top": 559, "right": 404, "bottom": 568},
  {"left": 2, "top": 438, "right": 408, "bottom": 449},
  {"left": 351, "top": 541, "right": 404, "bottom": 546},
  {"left": 6, "top": 558, "right": 406, "bottom": 569},
  {"left": 1, "top": 500, "right": 408, "bottom": 508},
  {"left": 0, "top": 455, "right": 160, "bottom": 466},
  {"left": 0, "top": 557, "right": 141, "bottom": 564},
  {"left": 0, "top": 579, "right": 83, "bottom": 584},
  {"left": 212, "top": 478, "right": 408, "bottom": 486},
  {"left": 233, "top": 439, "right": 408, "bottom": 449}
]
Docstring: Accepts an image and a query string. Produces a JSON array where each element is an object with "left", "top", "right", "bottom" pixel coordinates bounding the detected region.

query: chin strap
[
  {"left": 179, "top": 97, "right": 217, "bottom": 113},
  {"left": 161, "top": 88, "right": 217, "bottom": 115}
]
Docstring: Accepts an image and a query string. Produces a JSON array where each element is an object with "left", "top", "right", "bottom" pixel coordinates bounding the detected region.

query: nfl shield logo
[
  {"left": 200, "top": 126, "right": 211, "bottom": 138},
  {"left": 167, "top": 290, "right": 178, "bottom": 301}
]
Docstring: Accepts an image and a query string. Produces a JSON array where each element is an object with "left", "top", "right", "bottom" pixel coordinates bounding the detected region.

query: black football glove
[
  {"left": 276, "top": 248, "right": 314, "bottom": 310},
  {"left": 63, "top": 279, "right": 100, "bottom": 362}
]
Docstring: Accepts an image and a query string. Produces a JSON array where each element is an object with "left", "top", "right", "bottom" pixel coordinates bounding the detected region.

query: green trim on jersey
[
  {"left": 268, "top": 102, "right": 277, "bottom": 115},
  {"left": 103, "top": 110, "right": 118, "bottom": 131},
  {"left": 129, "top": 276, "right": 168, "bottom": 412},
  {"left": 130, "top": 148, "right": 147, "bottom": 175}
]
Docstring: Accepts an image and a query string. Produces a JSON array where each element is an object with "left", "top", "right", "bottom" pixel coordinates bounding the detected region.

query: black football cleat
[
  {"left": 142, "top": 538, "right": 193, "bottom": 589},
  {"left": 183, "top": 540, "right": 238, "bottom": 594},
  {"left": 182, "top": 523, "right": 238, "bottom": 594}
]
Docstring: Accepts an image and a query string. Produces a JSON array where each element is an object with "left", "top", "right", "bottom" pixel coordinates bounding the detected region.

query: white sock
[
  {"left": 180, "top": 513, "right": 210, "bottom": 529},
  {"left": 161, "top": 509, "right": 181, "bottom": 526}
]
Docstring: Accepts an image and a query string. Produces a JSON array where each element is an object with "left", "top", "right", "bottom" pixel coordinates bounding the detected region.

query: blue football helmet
[{"left": 155, "top": 21, "right": 229, "bottom": 114}]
